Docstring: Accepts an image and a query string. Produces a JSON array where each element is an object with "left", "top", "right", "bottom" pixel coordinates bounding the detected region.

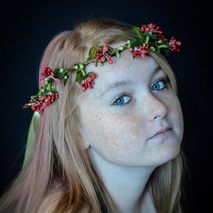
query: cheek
[
  {"left": 83, "top": 110, "right": 147, "bottom": 164},
  {"left": 168, "top": 96, "right": 184, "bottom": 139}
]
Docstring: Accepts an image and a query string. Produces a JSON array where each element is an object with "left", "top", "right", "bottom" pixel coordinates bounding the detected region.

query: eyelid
[
  {"left": 111, "top": 92, "right": 132, "bottom": 106},
  {"left": 152, "top": 75, "right": 170, "bottom": 87}
]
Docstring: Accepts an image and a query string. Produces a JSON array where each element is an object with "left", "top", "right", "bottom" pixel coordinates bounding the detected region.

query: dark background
[{"left": 0, "top": 0, "right": 212, "bottom": 212}]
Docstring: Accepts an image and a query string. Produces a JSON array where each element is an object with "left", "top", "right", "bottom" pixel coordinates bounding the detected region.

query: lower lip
[{"left": 149, "top": 129, "right": 173, "bottom": 141}]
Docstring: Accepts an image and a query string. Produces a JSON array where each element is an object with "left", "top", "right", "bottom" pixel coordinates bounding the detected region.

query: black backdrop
[{"left": 1, "top": 0, "right": 212, "bottom": 212}]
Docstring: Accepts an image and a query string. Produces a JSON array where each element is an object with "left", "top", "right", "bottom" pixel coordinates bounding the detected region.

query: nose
[{"left": 142, "top": 94, "right": 167, "bottom": 121}]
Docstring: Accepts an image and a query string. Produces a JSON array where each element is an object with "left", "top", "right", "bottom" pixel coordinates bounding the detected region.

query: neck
[{"left": 88, "top": 147, "right": 157, "bottom": 213}]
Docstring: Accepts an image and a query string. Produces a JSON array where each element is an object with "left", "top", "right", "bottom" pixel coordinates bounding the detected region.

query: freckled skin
[{"left": 78, "top": 50, "right": 184, "bottom": 167}]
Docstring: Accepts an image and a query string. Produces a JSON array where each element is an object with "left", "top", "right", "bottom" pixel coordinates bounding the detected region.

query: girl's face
[{"left": 78, "top": 50, "right": 184, "bottom": 166}]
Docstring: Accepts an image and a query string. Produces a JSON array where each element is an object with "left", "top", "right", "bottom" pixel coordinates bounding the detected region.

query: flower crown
[{"left": 23, "top": 23, "right": 181, "bottom": 113}]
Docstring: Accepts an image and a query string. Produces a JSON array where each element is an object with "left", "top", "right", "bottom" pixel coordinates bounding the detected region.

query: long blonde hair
[{"left": 0, "top": 17, "right": 187, "bottom": 213}]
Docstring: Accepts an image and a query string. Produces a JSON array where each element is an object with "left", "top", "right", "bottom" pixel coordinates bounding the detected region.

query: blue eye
[
  {"left": 113, "top": 95, "right": 131, "bottom": 106},
  {"left": 152, "top": 77, "right": 170, "bottom": 90}
]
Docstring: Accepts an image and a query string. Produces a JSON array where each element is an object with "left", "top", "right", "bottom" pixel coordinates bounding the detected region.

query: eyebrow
[{"left": 100, "top": 66, "right": 161, "bottom": 96}]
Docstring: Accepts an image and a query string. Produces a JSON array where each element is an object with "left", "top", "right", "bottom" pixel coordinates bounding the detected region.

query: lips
[{"left": 149, "top": 127, "right": 172, "bottom": 140}]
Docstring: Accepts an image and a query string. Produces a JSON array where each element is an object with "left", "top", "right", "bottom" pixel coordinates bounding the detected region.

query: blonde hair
[{"left": 0, "top": 17, "right": 187, "bottom": 213}]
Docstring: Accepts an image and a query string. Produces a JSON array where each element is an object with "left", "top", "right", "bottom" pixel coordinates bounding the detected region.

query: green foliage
[{"left": 88, "top": 47, "right": 98, "bottom": 60}]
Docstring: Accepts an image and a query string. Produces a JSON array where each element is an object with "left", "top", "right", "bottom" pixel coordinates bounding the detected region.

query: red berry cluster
[
  {"left": 95, "top": 44, "right": 113, "bottom": 66},
  {"left": 30, "top": 93, "right": 59, "bottom": 112},
  {"left": 141, "top": 23, "right": 162, "bottom": 34},
  {"left": 129, "top": 45, "right": 149, "bottom": 59},
  {"left": 169, "top": 37, "right": 181, "bottom": 52},
  {"left": 80, "top": 73, "right": 97, "bottom": 91},
  {"left": 141, "top": 23, "right": 165, "bottom": 40},
  {"left": 40, "top": 65, "right": 54, "bottom": 85}
]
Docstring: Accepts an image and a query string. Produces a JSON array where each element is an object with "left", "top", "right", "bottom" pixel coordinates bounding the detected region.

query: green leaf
[
  {"left": 88, "top": 47, "right": 98, "bottom": 60},
  {"left": 76, "top": 71, "right": 83, "bottom": 83},
  {"left": 107, "top": 46, "right": 114, "bottom": 55},
  {"left": 142, "top": 32, "right": 157, "bottom": 40},
  {"left": 133, "top": 26, "right": 144, "bottom": 40},
  {"left": 53, "top": 68, "right": 60, "bottom": 74},
  {"left": 150, "top": 46, "right": 156, "bottom": 51},
  {"left": 116, "top": 51, "right": 120, "bottom": 58},
  {"left": 64, "top": 74, "right": 69, "bottom": 84},
  {"left": 98, "top": 61, "right": 103, "bottom": 66},
  {"left": 87, "top": 72, "right": 93, "bottom": 77},
  {"left": 130, "top": 40, "right": 143, "bottom": 48}
]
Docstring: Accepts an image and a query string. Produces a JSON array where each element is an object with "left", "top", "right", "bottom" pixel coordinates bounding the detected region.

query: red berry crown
[{"left": 23, "top": 23, "right": 181, "bottom": 113}]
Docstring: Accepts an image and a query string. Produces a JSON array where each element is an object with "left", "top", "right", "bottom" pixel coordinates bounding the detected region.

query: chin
[{"left": 155, "top": 140, "right": 181, "bottom": 166}]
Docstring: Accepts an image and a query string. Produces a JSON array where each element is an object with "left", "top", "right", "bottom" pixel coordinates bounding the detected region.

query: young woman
[{"left": 0, "top": 17, "right": 187, "bottom": 213}]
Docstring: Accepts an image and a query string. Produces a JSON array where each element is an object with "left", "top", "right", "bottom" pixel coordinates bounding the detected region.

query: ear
[
  {"left": 82, "top": 138, "right": 90, "bottom": 150},
  {"left": 77, "top": 130, "right": 90, "bottom": 150},
  {"left": 77, "top": 119, "right": 91, "bottom": 150},
  {"left": 83, "top": 143, "right": 90, "bottom": 150}
]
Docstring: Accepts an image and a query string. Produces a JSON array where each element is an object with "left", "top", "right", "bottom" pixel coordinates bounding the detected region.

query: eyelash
[
  {"left": 152, "top": 76, "right": 170, "bottom": 91},
  {"left": 112, "top": 76, "right": 170, "bottom": 107}
]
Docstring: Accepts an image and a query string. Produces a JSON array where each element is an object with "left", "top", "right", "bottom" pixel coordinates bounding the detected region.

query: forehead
[{"left": 85, "top": 50, "right": 160, "bottom": 95}]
